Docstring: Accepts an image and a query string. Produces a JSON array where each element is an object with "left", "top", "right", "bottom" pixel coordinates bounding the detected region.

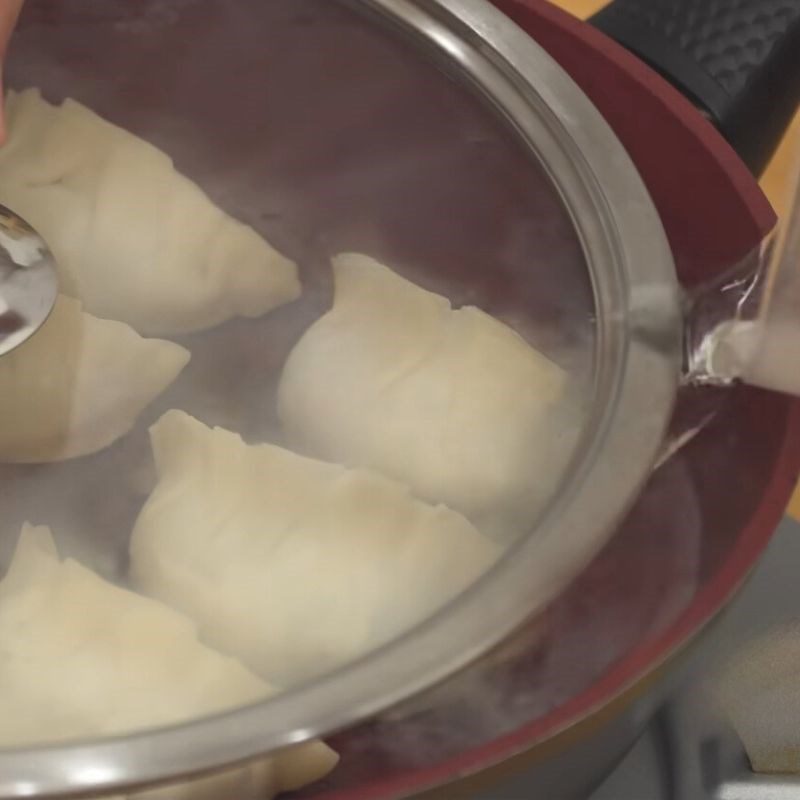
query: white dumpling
[
  {"left": 130, "top": 410, "right": 499, "bottom": 687},
  {"left": 0, "top": 89, "right": 301, "bottom": 336},
  {"left": 0, "top": 295, "right": 189, "bottom": 463},
  {"left": 278, "top": 253, "right": 570, "bottom": 538},
  {"left": 0, "top": 524, "right": 338, "bottom": 799}
]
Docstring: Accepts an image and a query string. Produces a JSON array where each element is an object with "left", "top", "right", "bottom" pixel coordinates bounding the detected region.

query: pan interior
[{"left": 0, "top": 0, "right": 597, "bottom": 754}]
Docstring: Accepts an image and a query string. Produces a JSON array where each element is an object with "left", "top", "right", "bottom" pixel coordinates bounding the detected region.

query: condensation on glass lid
[{"left": 0, "top": 0, "right": 598, "bottom": 755}]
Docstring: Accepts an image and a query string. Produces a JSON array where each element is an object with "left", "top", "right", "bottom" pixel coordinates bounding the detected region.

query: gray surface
[{"left": 471, "top": 515, "right": 800, "bottom": 800}]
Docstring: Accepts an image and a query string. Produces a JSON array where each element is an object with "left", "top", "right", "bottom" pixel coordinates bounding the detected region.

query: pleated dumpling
[
  {"left": 0, "top": 295, "right": 189, "bottom": 463},
  {"left": 0, "top": 89, "right": 301, "bottom": 336},
  {"left": 130, "top": 410, "right": 499, "bottom": 687},
  {"left": 0, "top": 524, "right": 338, "bottom": 797},
  {"left": 278, "top": 253, "right": 570, "bottom": 538}
]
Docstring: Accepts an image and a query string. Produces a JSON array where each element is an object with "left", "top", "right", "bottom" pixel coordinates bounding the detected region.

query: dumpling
[
  {"left": 130, "top": 410, "right": 500, "bottom": 687},
  {"left": 0, "top": 88, "right": 301, "bottom": 336},
  {"left": 0, "top": 524, "right": 338, "bottom": 799},
  {"left": 278, "top": 253, "right": 570, "bottom": 538},
  {"left": 0, "top": 295, "right": 189, "bottom": 462}
]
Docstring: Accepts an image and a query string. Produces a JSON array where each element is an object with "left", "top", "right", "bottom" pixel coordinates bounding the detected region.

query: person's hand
[{"left": 0, "top": 0, "right": 24, "bottom": 143}]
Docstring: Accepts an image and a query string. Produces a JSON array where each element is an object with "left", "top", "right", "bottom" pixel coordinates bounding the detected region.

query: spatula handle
[{"left": 591, "top": 0, "right": 800, "bottom": 176}]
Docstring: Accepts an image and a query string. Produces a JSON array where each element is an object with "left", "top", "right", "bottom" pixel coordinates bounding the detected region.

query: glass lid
[{"left": 0, "top": 0, "right": 680, "bottom": 796}]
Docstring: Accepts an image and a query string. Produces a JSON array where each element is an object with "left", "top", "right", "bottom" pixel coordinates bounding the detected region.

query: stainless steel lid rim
[{"left": 0, "top": 1, "right": 682, "bottom": 796}]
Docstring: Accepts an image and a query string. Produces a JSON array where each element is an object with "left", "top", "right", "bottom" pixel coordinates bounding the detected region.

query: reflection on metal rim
[{"left": 0, "top": 0, "right": 681, "bottom": 796}]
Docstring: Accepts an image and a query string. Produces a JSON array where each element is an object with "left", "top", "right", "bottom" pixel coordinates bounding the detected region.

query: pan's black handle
[{"left": 590, "top": 0, "right": 800, "bottom": 176}]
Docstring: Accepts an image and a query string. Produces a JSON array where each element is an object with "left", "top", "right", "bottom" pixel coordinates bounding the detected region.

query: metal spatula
[{"left": 0, "top": 204, "right": 58, "bottom": 358}]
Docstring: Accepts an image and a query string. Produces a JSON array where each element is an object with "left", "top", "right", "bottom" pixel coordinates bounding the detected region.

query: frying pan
[{"left": 0, "top": 1, "right": 798, "bottom": 798}]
